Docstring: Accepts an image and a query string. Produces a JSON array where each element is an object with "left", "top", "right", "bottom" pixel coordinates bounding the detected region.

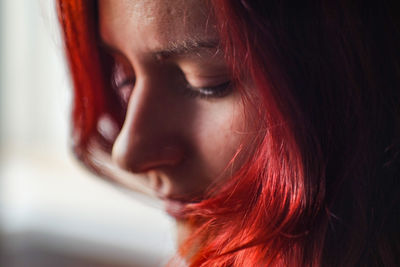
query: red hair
[{"left": 58, "top": 0, "right": 400, "bottom": 266}]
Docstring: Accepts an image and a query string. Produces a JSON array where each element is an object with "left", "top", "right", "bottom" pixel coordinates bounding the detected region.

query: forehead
[{"left": 98, "top": 0, "right": 218, "bottom": 52}]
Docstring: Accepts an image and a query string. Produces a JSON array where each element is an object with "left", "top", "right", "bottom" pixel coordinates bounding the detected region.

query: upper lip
[{"left": 159, "top": 195, "right": 191, "bottom": 203}]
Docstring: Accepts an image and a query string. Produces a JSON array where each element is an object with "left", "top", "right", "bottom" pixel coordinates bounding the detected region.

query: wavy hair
[{"left": 58, "top": 0, "right": 400, "bottom": 266}]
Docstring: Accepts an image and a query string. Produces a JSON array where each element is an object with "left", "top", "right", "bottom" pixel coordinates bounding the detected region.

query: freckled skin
[{"left": 99, "top": 0, "right": 255, "bottom": 207}]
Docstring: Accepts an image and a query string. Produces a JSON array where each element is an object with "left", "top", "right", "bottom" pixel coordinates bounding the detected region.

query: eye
[
  {"left": 184, "top": 81, "right": 232, "bottom": 99},
  {"left": 111, "top": 56, "right": 135, "bottom": 105},
  {"left": 177, "top": 60, "right": 232, "bottom": 99},
  {"left": 112, "top": 76, "right": 135, "bottom": 105}
]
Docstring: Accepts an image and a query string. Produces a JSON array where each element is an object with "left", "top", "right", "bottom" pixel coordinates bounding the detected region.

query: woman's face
[{"left": 99, "top": 0, "right": 253, "bottom": 217}]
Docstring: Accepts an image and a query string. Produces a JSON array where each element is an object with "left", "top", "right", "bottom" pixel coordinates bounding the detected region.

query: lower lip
[{"left": 164, "top": 200, "right": 188, "bottom": 220}]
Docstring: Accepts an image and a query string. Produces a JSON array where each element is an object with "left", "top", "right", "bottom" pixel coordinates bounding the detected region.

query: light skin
[{"left": 98, "top": 0, "right": 255, "bottom": 244}]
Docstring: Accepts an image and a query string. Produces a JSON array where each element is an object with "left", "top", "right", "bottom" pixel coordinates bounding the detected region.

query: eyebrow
[
  {"left": 98, "top": 38, "right": 221, "bottom": 60},
  {"left": 153, "top": 39, "right": 221, "bottom": 59}
]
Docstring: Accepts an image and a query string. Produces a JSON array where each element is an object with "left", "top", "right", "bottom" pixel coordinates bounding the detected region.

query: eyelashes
[
  {"left": 109, "top": 54, "right": 135, "bottom": 106},
  {"left": 113, "top": 77, "right": 232, "bottom": 102},
  {"left": 182, "top": 81, "right": 232, "bottom": 99},
  {"left": 110, "top": 61, "right": 233, "bottom": 102}
]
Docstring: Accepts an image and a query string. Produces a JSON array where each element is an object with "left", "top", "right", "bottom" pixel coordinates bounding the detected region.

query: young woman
[{"left": 57, "top": 0, "right": 400, "bottom": 266}]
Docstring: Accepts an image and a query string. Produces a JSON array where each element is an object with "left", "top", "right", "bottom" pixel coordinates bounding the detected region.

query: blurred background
[{"left": 0, "top": 1, "right": 175, "bottom": 266}]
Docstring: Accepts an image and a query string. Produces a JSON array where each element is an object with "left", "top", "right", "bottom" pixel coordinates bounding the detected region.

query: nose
[{"left": 111, "top": 76, "right": 185, "bottom": 174}]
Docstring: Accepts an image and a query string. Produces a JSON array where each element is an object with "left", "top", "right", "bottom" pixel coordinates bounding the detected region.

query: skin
[{"left": 98, "top": 0, "right": 255, "bottom": 245}]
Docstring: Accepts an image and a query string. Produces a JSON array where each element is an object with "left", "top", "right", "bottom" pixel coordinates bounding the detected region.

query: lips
[
  {"left": 164, "top": 199, "right": 188, "bottom": 220},
  {"left": 158, "top": 192, "right": 204, "bottom": 220}
]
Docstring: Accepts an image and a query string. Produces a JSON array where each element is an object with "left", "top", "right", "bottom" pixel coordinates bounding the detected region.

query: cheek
[{"left": 192, "top": 97, "right": 247, "bottom": 179}]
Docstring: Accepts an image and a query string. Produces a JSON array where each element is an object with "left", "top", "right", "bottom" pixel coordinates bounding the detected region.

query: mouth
[
  {"left": 158, "top": 192, "right": 204, "bottom": 220},
  {"left": 163, "top": 199, "right": 189, "bottom": 220}
]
